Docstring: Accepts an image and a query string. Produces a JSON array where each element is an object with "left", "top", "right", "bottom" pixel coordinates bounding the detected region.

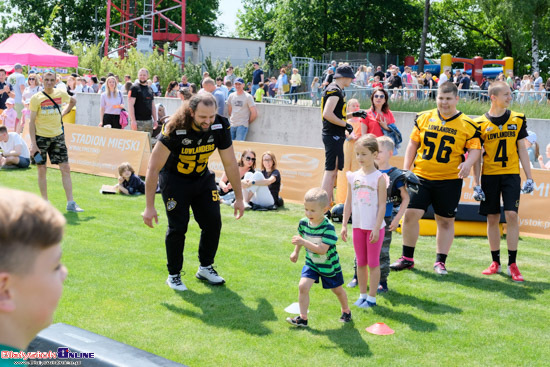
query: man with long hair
[{"left": 142, "top": 93, "right": 245, "bottom": 291}]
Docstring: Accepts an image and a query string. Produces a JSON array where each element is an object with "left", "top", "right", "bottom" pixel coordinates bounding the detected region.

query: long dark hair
[
  {"left": 167, "top": 81, "right": 178, "bottom": 93},
  {"left": 370, "top": 88, "right": 390, "bottom": 114},
  {"left": 164, "top": 93, "right": 217, "bottom": 134}
]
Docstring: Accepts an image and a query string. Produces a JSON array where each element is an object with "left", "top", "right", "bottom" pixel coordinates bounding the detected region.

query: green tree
[
  {"left": 418, "top": 0, "right": 431, "bottom": 73},
  {"left": 429, "top": 0, "right": 543, "bottom": 74},
  {"left": 2, "top": 0, "right": 104, "bottom": 49},
  {"left": 2, "top": 0, "right": 220, "bottom": 49},
  {"left": 237, "top": 0, "right": 423, "bottom": 64},
  {"left": 235, "top": 0, "right": 277, "bottom": 41}
]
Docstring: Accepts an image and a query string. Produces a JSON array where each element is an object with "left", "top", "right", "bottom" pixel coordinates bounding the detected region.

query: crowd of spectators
[{"left": 2, "top": 59, "right": 549, "bottom": 173}]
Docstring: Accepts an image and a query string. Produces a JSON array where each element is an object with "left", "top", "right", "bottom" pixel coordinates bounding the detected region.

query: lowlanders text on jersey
[
  {"left": 180, "top": 144, "right": 215, "bottom": 155},
  {"left": 427, "top": 124, "right": 458, "bottom": 135}
]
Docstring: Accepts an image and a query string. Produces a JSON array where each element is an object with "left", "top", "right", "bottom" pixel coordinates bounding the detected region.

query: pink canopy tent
[{"left": 0, "top": 33, "right": 78, "bottom": 68}]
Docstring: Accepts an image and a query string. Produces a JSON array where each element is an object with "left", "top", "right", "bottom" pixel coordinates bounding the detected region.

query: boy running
[
  {"left": 287, "top": 188, "right": 351, "bottom": 327},
  {"left": 473, "top": 81, "right": 534, "bottom": 282}
]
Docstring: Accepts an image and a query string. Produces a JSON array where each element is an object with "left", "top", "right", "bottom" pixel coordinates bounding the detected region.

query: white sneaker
[
  {"left": 196, "top": 265, "right": 225, "bottom": 285},
  {"left": 166, "top": 274, "right": 187, "bottom": 291},
  {"left": 66, "top": 201, "right": 84, "bottom": 212}
]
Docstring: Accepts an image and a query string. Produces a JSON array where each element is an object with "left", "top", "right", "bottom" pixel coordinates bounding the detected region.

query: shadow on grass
[
  {"left": 63, "top": 213, "right": 96, "bottom": 226},
  {"left": 305, "top": 322, "right": 372, "bottom": 358},
  {"left": 384, "top": 290, "right": 462, "bottom": 314},
  {"left": 162, "top": 287, "right": 276, "bottom": 336},
  {"left": 413, "top": 268, "right": 550, "bottom": 300},
  {"left": 372, "top": 305, "right": 437, "bottom": 332}
]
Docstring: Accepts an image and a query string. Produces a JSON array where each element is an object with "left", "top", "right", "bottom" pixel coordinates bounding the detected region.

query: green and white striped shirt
[{"left": 297, "top": 217, "right": 342, "bottom": 277}]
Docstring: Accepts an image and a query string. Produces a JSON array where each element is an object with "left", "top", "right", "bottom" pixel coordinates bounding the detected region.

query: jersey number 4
[
  {"left": 494, "top": 139, "right": 508, "bottom": 167},
  {"left": 422, "top": 132, "right": 455, "bottom": 163}
]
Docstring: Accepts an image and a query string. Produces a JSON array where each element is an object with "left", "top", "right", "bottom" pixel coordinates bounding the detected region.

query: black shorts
[
  {"left": 408, "top": 177, "right": 462, "bottom": 218},
  {"left": 34, "top": 134, "right": 68, "bottom": 165},
  {"left": 479, "top": 174, "right": 520, "bottom": 215},
  {"left": 103, "top": 113, "right": 122, "bottom": 129},
  {"left": 322, "top": 134, "right": 345, "bottom": 171}
]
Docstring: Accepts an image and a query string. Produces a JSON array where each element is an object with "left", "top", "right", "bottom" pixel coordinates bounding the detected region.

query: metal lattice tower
[{"left": 104, "top": 0, "right": 198, "bottom": 67}]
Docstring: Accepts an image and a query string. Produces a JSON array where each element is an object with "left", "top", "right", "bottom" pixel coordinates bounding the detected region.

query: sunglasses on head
[
  {"left": 245, "top": 157, "right": 256, "bottom": 162},
  {"left": 373, "top": 94, "right": 385, "bottom": 99}
]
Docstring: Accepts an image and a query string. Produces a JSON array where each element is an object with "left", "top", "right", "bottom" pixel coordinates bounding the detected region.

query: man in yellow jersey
[
  {"left": 390, "top": 82, "right": 481, "bottom": 274},
  {"left": 472, "top": 82, "right": 534, "bottom": 282}
]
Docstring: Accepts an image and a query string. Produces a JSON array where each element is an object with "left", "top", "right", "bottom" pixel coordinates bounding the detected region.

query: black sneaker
[
  {"left": 390, "top": 256, "right": 414, "bottom": 271},
  {"left": 339, "top": 311, "right": 352, "bottom": 323},
  {"left": 286, "top": 316, "right": 308, "bottom": 327}
]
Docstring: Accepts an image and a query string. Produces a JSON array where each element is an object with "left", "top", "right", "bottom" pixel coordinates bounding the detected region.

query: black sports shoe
[
  {"left": 286, "top": 316, "right": 308, "bottom": 327},
  {"left": 390, "top": 256, "right": 414, "bottom": 271},
  {"left": 339, "top": 312, "right": 352, "bottom": 323}
]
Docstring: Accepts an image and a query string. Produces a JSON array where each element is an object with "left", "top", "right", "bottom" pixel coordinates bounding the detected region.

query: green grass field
[{"left": 2, "top": 168, "right": 550, "bottom": 366}]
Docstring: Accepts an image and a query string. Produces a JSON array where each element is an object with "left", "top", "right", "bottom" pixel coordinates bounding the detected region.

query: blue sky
[{"left": 218, "top": 0, "right": 244, "bottom": 36}]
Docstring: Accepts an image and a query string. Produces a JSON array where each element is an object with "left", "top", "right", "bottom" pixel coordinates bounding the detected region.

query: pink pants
[{"left": 353, "top": 228, "right": 385, "bottom": 267}]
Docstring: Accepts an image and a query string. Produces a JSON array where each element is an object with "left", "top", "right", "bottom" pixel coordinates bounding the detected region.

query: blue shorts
[
  {"left": 301, "top": 265, "right": 344, "bottom": 289},
  {"left": 17, "top": 156, "right": 30, "bottom": 168}
]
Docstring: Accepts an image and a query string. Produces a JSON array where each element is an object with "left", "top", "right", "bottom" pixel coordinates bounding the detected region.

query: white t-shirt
[
  {"left": 0, "top": 132, "right": 30, "bottom": 159},
  {"left": 534, "top": 76, "right": 543, "bottom": 91},
  {"left": 23, "top": 86, "right": 42, "bottom": 102},
  {"left": 227, "top": 92, "right": 255, "bottom": 127},
  {"left": 7, "top": 72, "right": 26, "bottom": 103},
  {"left": 55, "top": 82, "right": 68, "bottom": 92},
  {"left": 346, "top": 169, "right": 386, "bottom": 230}
]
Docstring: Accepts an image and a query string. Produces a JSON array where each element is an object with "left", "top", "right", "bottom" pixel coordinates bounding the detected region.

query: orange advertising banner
[
  {"left": 21, "top": 124, "right": 150, "bottom": 178},
  {"left": 207, "top": 141, "right": 326, "bottom": 203}
]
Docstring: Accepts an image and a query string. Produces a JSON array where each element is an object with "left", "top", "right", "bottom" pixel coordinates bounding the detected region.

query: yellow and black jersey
[
  {"left": 410, "top": 109, "right": 481, "bottom": 180},
  {"left": 321, "top": 82, "right": 347, "bottom": 137},
  {"left": 475, "top": 110, "right": 528, "bottom": 175},
  {"left": 159, "top": 115, "right": 232, "bottom": 177}
]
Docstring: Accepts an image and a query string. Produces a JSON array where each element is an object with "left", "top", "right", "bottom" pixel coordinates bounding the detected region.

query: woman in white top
[
  {"left": 22, "top": 73, "right": 42, "bottom": 101},
  {"left": 289, "top": 68, "right": 302, "bottom": 104},
  {"left": 99, "top": 76, "right": 125, "bottom": 129},
  {"left": 355, "top": 65, "right": 367, "bottom": 86}
]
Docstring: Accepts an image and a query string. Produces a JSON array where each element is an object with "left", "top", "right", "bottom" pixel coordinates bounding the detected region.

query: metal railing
[{"left": 260, "top": 86, "right": 550, "bottom": 107}]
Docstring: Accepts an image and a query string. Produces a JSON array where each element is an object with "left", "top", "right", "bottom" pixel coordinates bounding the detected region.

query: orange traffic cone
[{"left": 366, "top": 322, "right": 394, "bottom": 335}]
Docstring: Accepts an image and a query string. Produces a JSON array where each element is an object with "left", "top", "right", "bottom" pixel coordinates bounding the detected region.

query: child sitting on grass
[
  {"left": 287, "top": 187, "right": 351, "bottom": 327},
  {"left": 115, "top": 162, "right": 145, "bottom": 195},
  {"left": 0, "top": 188, "right": 67, "bottom": 359}
]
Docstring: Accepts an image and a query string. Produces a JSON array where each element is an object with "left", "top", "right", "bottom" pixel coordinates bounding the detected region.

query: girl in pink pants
[{"left": 341, "top": 134, "right": 387, "bottom": 308}]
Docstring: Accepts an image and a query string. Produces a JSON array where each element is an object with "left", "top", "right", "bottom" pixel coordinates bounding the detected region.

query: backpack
[{"left": 117, "top": 92, "right": 129, "bottom": 129}]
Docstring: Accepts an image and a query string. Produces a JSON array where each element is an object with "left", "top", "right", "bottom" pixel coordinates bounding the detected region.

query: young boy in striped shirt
[{"left": 287, "top": 188, "right": 351, "bottom": 327}]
